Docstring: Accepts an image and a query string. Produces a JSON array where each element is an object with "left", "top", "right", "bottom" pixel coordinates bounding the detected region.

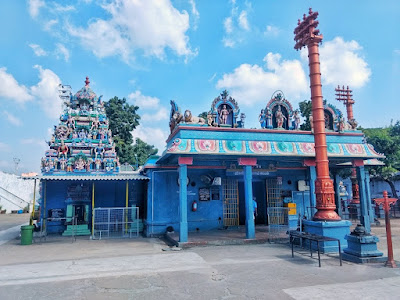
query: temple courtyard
[{"left": 0, "top": 214, "right": 399, "bottom": 299}]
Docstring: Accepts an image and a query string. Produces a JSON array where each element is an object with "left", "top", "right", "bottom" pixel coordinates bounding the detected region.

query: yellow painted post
[
  {"left": 43, "top": 181, "right": 47, "bottom": 232},
  {"left": 91, "top": 182, "right": 95, "bottom": 235},
  {"left": 125, "top": 181, "right": 129, "bottom": 233},
  {"left": 30, "top": 178, "right": 37, "bottom": 226}
]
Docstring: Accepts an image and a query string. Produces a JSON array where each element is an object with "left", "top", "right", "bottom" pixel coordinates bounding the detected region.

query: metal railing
[{"left": 92, "top": 207, "right": 139, "bottom": 240}]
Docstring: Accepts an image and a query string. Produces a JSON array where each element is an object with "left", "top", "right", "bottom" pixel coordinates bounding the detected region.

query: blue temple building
[
  {"left": 29, "top": 78, "right": 148, "bottom": 237},
  {"left": 143, "top": 90, "right": 383, "bottom": 245}
]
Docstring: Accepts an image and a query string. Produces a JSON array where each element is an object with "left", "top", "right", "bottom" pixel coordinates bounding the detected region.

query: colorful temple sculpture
[
  {"left": 143, "top": 88, "right": 384, "bottom": 253},
  {"left": 43, "top": 77, "right": 119, "bottom": 174},
  {"left": 30, "top": 77, "right": 148, "bottom": 237}
]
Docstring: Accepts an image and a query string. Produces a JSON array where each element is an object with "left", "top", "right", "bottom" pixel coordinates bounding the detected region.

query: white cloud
[
  {"left": 238, "top": 11, "right": 249, "bottom": 31},
  {"left": 128, "top": 90, "right": 160, "bottom": 109},
  {"left": 264, "top": 25, "right": 280, "bottom": 37},
  {"left": 216, "top": 52, "right": 308, "bottom": 106},
  {"left": 131, "top": 126, "right": 168, "bottom": 154},
  {"left": 28, "top": 0, "right": 45, "bottom": 18},
  {"left": 128, "top": 90, "right": 168, "bottom": 122},
  {"left": 301, "top": 37, "right": 371, "bottom": 88},
  {"left": 67, "top": 0, "right": 196, "bottom": 62},
  {"left": 0, "top": 67, "right": 33, "bottom": 104},
  {"left": 55, "top": 43, "right": 70, "bottom": 62},
  {"left": 223, "top": 38, "right": 235, "bottom": 48},
  {"left": 222, "top": 2, "right": 251, "bottom": 47},
  {"left": 188, "top": 0, "right": 200, "bottom": 30},
  {"left": 3, "top": 111, "right": 22, "bottom": 126},
  {"left": 224, "top": 17, "right": 233, "bottom": 34},
  {"left": 394, "top": 49, "right": 400, "bottom": 55},
  {"left": 53, "top": 3, "right": 75, "bottom": 12},
  {"left": 20, "top": 138, "right": 47, "bottom": 150},
  {"left": 208, "top": 73, "right": 217, "bottom": 82},
  {"left": 29, "top": 44, "right": 48, "bottom": 57},
  {"left": 0, "top": 142, "right": 11, "bottom": 152},
  {"left": 44, "top": 19, "right": 58, "bottom": 31},
  {"left": 66, "top": 19, "right": 131, "bottom": 62},
  {"left": 142, "top": 107, "right": 169, "bottom": 122},
  {"left": 30, "top": 65, "right": 62, "bottom": 119}
]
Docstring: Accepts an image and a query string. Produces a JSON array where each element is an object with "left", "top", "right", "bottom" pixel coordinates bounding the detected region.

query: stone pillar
[
  {"left": 364, "top": 170, "right": 375, "bottom": 223},
  {"left": 238, "top": 157, "right": 256, "bottom": 239},
  {"left": 178, "top": 157, "right": 193, "bottom": 243},
  {"left": 334, "top": 173, "right": 343, "bottom": 217},
  {"left": 355, "top": 160, "right": 371, "bottom": 233},
  {"left": 304, "top": 159, "right": 317, "bottom": 218}
]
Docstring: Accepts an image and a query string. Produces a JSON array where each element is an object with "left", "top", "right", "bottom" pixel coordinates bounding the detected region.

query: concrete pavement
[{"left": 0, "top": 215, "right": 400, "bottom": 299}]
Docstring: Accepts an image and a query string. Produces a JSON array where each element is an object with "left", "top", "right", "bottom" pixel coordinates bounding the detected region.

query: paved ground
[{"left": 0, "top": 214, "right": 400, "bottom": 300}]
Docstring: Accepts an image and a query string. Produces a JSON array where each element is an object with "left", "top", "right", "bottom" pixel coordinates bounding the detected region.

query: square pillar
[
  {"left": 178, "top": 157, "right": 193, "bottom": 243},
  {"left": 238, "top": 158, "right": 256, "bottom": 239},
  {"left": 334, "top": 173, "right": 343, "bottom": 217},
  {"left": 364, "top": 170, "right": 375, "bottom": 223},
  {"left": 304, "top": 159, "right": 317, "bottom": 218},
  {"left": 355, "top": 160, "right": 371, "bottom": 233}
]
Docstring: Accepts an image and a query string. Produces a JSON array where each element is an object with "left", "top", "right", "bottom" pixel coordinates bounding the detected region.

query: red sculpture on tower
[{"left": 294, "top": 8, "right": 340, "bottom": 221}]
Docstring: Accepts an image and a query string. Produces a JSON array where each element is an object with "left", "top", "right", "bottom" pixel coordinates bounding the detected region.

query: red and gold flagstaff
[
  {"left": 294, "top": 8, "right": 340, "bottom": 221},
  {"left": 335, "top": 85, "right": 355, "bottom": 121},
  {"left": 375, "top": 191, "right": 398, "bottom": 268}
]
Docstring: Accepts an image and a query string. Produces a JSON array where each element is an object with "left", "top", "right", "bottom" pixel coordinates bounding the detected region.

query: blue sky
[{"left": 0, "top": 0, "right": 399, "bottom": 173}]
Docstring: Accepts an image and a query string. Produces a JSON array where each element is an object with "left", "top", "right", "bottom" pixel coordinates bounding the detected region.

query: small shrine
[
  {"left": 30, "top": 77, "right": 148, "bottom": 237},
  {"left": 42, "top": 77, "right": 119, "bottom": 174}
]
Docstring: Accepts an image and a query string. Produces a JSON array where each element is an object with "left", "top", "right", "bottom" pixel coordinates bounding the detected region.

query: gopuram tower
[{"left": 41, "top": 77, "right": 120, "bottom": 174}]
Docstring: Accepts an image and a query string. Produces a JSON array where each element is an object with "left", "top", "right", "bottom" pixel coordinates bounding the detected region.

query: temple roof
[{"left": 74, "top": 76, "right": 97, "bottom": 101}]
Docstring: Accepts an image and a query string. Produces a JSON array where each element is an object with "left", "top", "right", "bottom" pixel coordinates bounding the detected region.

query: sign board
[
  {"left": 199, "top": 187, "right": 210, "bottom": 201},
  {"left": 48, "top": 208, "right": 64, "bottom": 218}
]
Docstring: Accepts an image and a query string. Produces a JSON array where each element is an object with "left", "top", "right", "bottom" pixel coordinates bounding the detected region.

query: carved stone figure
[
  {"left": 266, "top": 108, "right": 272, "bottom": 128},
  {"left": 275, "top": 106, "right": 286, "bottom": 129},
  {"left": 94, "top": 141, "right": 105, "bottom": 160},
  {"left": 183, "top": 110, "right": 206, "bottom": 124},
  {"left": 218, "top": 105, "right": 231, "bottom": 125},
  {"left": 293, "top": 110, "right": 301, "bottom": 130},
  {"left": 259, "top": 109, "right": 266, "bottom": 129},
  {"left": 67, "top": 115, "right": 75, "bottom": 129},
  {"left": 79, "top": 129, "right": 87, "bottom": 139},
  {"left": 309, "top": 115, "right": 314, "bottom": 133},
  {"left": 74, "top": 157, "right": 85, "bottom": 170},
  {"left": 348, "top": 118, "right": 358, "bottom": 130},
  {"left": 57, "top": 140, "right": 69, "bottom": 159},
  {"left": 91, "top": 117, "right": 100, "bottom": 130}
]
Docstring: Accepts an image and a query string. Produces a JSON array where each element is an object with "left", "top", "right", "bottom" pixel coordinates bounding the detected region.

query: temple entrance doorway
[
  {"left": 74, "top": 204, "right": 86, "bottom": 224},
  {"left": 238, "top": 181, "right": 266, "bottom": 225},
  {"left": 266, "top": 178, "right": 283, "bottom": 226},
  {"left": 223, "top": 179, "right": 239, "bottom": 227}
]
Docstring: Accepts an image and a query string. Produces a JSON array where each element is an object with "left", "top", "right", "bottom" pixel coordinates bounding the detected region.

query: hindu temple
[
  {"left": 36, "top": 77, "right": 148, "bottom": 237},
  {"left": 24, "top": 9, "right": 387, "bottom": 263}
]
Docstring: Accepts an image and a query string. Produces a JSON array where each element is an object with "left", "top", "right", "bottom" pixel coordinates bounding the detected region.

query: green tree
[
  {"left": 198, "top": 111, "right": 208, "bottom": 120},
  {"left": 362, "top": 121, "right": 400, "bottom": 198},
  {"left": 104, "top": 97, "right": 158, "bottom": 168},
  {"left": 298, "top": 100, "right": 312, "bottom": 131},
  {"left": 132, "top": 138, "right": 158, "bottom": 167}
]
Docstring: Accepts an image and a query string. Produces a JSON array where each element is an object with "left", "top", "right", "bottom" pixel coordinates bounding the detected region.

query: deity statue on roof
[
  {"left": 259, "top": 109, "right": 266, "bottom": 129},
  {"left": 218, "top": 104, "right": 232, "bottom": 124},
  {"left": 275, "top": 106, "right": 287, "bottom": 129}
]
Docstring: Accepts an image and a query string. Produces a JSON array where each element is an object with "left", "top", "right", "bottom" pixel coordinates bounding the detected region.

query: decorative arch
[
  {"left": 323, "top": 101, "right": 342, "bottom": 131},
  {"left": 210, "top": 90, "right": 240, "bottom": 128},
  {"left": 265, "top": 91, "right": 294, "bottom": 130}
]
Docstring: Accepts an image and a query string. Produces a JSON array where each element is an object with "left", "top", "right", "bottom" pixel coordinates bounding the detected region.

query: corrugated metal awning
[{"left": 21, "top": 173, "right": 149, "bottom": 181}]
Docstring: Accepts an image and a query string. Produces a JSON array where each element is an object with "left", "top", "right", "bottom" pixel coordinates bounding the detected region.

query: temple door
[
  {"left": 223, "top": 179, "right": 239, "bottom": 226},
  {"left": 266, "top": 178, "right": 283, "bottom": 225}
]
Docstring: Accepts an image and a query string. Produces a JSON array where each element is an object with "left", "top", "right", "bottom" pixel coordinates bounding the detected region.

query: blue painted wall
[
  {"left": 145, "top": 167, "right": 309, "bottom": 236},
  {"left": 43, "top": 180, "right": 146, "bottom": 233}
]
